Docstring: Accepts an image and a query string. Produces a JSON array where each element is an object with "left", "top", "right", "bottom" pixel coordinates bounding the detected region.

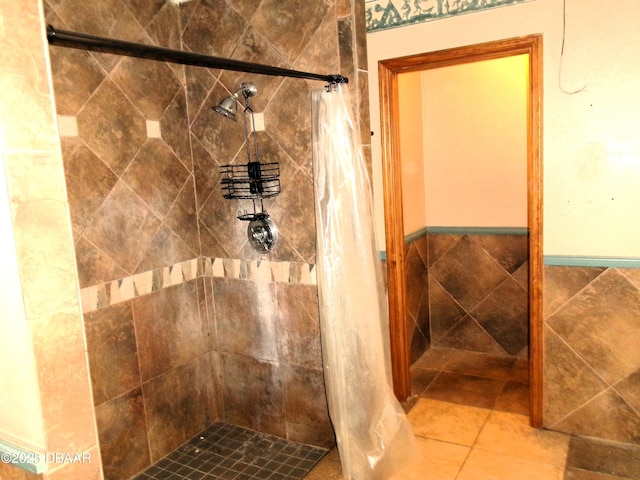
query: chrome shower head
[
  {"left": 213, "top": 94, "right": 239, "bottom": 121},
  {"left": 212, "top": 82, "right": 257, "bottom": 122}
]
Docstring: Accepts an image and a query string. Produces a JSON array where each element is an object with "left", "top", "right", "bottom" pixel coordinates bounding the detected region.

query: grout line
[{"left": 453, "top": 444, "right": 474, "bottom": 480}]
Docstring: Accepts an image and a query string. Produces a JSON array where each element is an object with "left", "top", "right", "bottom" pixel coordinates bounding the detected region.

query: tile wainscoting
[
  {"left": 403, "top": 228, "right": 640, "bottom": 448},
  {"left": 543, "top": 262, "right": 640, "bottom": 446},
  {"left": 404, "top": 228, "right": 529, "bottom": 364}
]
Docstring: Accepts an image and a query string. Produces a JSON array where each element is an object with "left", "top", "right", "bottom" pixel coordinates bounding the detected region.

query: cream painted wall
[
  {"left": 368, "top": 0, "right": 640, "bottom": 257},
  {"left": 422, "top": 55, "right": 528, "bottom": 227},
  {"left": 398, "top": 72, "right": 426, "bottom": 234}
]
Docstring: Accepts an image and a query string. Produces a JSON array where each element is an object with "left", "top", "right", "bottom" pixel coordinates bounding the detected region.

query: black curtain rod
[{"left": 46, "top": 25, "right": 348, "bottom": 85}]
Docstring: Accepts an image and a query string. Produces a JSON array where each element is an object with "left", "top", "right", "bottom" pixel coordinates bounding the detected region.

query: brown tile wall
[
  {"left": 429, "top": 233, "right": 529, "bottom": 357},
  {"left": 45, "top": 0, "right": 367, "bottom": 478},
  {"left": 405, "top": 233, "right": 430, "bottom": 363},
  {"left": 406, "top": 234, "right": 640, "bottom": 448},
  {"left": 543, "top": 265, "right": 640, "bottom": 446},
  {"left": 83, "top": 280, "right": 215, "bottom": 478},
  {"left": 9, "top": 4, "right": 639, "bottom": 476},
  {"left": 406, "top": 232, "right": 529, "bottom": 363}
]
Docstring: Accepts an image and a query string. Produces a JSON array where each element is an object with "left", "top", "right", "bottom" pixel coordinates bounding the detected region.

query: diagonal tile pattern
[
  {"left": 45, "top": 3, "right": 367, "bottom": 479},
  {"left": 430, "top": 233, "right": 528, "bottom": 356},
  {"left": 251, "top": 0, "right": 332, "bottom": 63},
  {"left": 55, "top": 0, "right": 147, "bottom": 73},
  {"left": 472, "top": 277, "right": 528, "bottom": 355},
  {"left": 48, "top": 47, "right": 106, "bottom": 116},
  {"left": 430, "top": 235, "right": 511, "bottom": 312},
  {"left": 83, "top": 180, "right": 162, "bottom": 274},
  {"left": 405, "top": 232, "right": 529, "bottom": 361},
  {"left": 544, "top": 265, "right": 640, "bottom": 445},
  {"left": 542, "top": 327, "right": 608, "bottom": 426},
  {"left": 60, "top": 137, "right": 119, "bottom": 232},
  {"left": 547, "top": 269, "right": 640, "bottom": 385},
  {"left": 219, "top": 27, "right": 289, "bottom": 112},
  {"left": 47, "top": 0, "right": 355, "bottom": 286},
  {"left": 77, "top": 79, "right": 148, "bottom": 175},
  {"left": 182, "top": 0, "right": 246, "bottom": 58},
  {"left": 122, "top": 139, "right": 191, "bottom": 218},
  {"left": 111, "top": 55, "right": 182, "bottom": 120}
]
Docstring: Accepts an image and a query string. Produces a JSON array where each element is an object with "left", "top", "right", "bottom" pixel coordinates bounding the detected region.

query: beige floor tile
[
  {"left": 305, "top": 448, "right": 343, "bottom": 480},
  {"left": 456, "top": 448, "right": 565, "bottom": 480},
  {"left": 407, "top": 398, "right": 490, "bottom": 446},
  {"left": 390, "top": 437, "right": 470, "bottom": 480},
  {"left": 473, "top": 410, "right": 570, "bottom": 466}
]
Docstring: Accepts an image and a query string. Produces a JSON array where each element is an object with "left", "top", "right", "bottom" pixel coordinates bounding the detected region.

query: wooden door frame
[{"left": 378, "top": 34, "right": 543, "bottom": 427}]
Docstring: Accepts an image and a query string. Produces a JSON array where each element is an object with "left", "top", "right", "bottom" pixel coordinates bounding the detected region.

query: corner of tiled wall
[{"left": 40, "top": 0, "right": 371, "bottom": 478}]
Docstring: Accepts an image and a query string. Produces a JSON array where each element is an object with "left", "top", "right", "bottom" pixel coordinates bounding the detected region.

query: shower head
[
  {"left": 212, "top": 82, "right": 257, "bottom": 122},
  {"left": 214, "top": 95, "right": 239, "bottom": 120}
]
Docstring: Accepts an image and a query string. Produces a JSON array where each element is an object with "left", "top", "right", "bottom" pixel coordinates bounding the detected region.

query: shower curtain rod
[{"left": 46, "top": 25, "right": 348, "bottom": 85}]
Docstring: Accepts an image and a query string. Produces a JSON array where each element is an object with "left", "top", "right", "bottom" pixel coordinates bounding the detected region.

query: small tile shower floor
[
  {"left": 305, "top": 348, "right": 640, "bottom": 480},
  {"left": 134, "top": 422, "right": 327, "bottom": 480}
]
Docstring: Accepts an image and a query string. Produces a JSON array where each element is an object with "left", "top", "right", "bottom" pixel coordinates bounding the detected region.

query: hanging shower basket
[
  {"left": 215, "top": 82, "right": 280, "bottom": 253},
  {"left": 218, "top": 82, "right": 281, "bottom": 219},
  {"left": 220, "top": 161, "right": 280, "bottom": 200}
]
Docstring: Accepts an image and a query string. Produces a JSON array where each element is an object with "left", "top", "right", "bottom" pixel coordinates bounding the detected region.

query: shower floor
[{"left": 134, "top": 422, "right": 328, "bottom": 480}]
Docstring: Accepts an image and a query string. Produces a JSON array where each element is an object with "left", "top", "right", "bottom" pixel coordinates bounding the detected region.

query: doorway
[{"left": 378, "top": 35, "right": 543, "bottom": 427}]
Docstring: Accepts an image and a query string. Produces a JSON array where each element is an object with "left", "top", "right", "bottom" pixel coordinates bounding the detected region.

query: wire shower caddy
[
  {"left": 216, "top": 82, "right": 280, "bottom": 253},
  {"left": 219, "top": 84, "right": 280, "bottom": 222}
]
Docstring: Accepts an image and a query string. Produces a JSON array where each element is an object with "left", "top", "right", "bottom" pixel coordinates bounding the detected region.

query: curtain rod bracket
[{"left": 328, "top": 74, "right": 349, "bottom": 84}]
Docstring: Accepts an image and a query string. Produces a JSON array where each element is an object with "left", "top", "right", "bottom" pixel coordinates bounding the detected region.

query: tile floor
[
  {"left": 306, "top": 348, "right": 640, "bottom": 480},
  {"left": 133, "top": 422, "right": 327, "bottom": 479}
]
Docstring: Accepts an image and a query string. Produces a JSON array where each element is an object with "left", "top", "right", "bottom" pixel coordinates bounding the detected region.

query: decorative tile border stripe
[
  {"left": 80, "top": 257, "right": 316, "bottom": 313},
  {"left": 365, "top": 0, "right": 533, "bottom": 33},
  {"left": 201, "top": 257, "right": 317, "bottom": 285},
  {"left": 543, "top": 255, "right": 640, "bottom": 269}
]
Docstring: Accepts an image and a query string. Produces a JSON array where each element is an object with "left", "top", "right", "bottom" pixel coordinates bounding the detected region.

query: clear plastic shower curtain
[{"left": 311, "top": 84, "right": 416, "bottom": 480}]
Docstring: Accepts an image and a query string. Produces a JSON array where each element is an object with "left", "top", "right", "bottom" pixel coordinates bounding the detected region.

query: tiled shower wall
[
  {"left": 81, "top": 266, "right": 330, "bottom": 479},
  {"left": 405, "top": 232, "right": 529, "bottom": 364},
  {"left": 44, "top": 0, "right": 369, "bottom": 478}
]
